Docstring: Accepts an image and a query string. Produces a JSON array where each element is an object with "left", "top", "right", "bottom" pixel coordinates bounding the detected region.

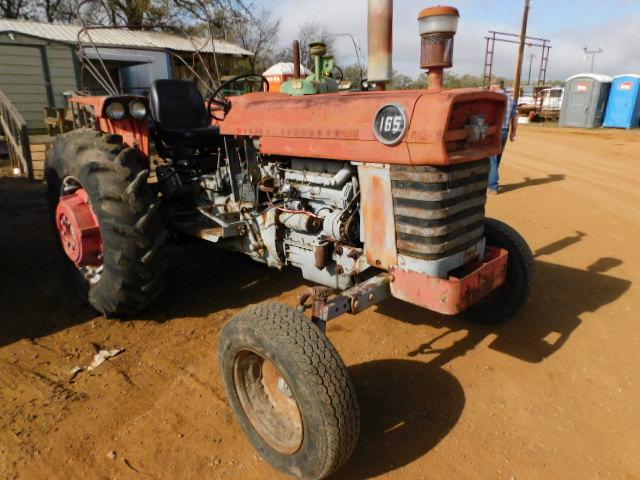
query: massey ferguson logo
[{"left": 464, "top": 115, "right": 489, "bottom": 143}]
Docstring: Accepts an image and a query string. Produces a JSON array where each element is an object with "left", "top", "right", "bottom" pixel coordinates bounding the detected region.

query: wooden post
[{"left": 512, "top": 0, "right": 530, "bottom": 107}]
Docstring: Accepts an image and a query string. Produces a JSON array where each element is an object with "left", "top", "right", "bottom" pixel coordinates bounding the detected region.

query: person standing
[{"left": 488, "top": 80, "right": 518, "bottom": 194}]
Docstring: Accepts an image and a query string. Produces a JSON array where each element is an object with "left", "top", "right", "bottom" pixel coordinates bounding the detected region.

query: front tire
[
  {"left": 45, "top": 129, "right": 168, "bottom": 316},
  {"left": 219, "top": 303, "right": 360, "bottom": 480},
  {"left": 462, "top": 218, "right": 534, "bottom": 324}
]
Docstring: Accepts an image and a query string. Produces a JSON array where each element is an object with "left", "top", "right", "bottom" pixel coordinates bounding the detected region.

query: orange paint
[
  {"left": 357, "top": 164, "right": 398, "bottom": 268},
  {"left": 389, "top": 247, "right": 508, "bottom": 315},
  {"left": 69, "top": 96, "right": 151, "bottom": 160},
  {"left": 220, "top": 88, "right": 506, "bottom": 166}
]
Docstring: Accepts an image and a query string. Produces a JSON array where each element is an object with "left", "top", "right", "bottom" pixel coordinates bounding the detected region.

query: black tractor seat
[
  {"left": 149, "top": 79, "right": 221, "bottom": 148},
  {"left": 155, "top": 124, "right": 221, "bottom": 144}
]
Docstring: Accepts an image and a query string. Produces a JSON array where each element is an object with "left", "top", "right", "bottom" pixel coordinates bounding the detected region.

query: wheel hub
[
  {"left": 233, "top": 351, "right": 303, "bottom": 454},
  {"left": 55, "top": 188, "right": 102, "bottom": 267}
]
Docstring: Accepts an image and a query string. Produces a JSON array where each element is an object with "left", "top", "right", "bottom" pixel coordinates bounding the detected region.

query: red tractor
[{"left": 45, "top": 3, "right": 533, "bottom": 479}]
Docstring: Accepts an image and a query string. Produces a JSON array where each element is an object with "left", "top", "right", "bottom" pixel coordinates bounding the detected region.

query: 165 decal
[{"left": 373, "top": 103, "right": 408, "bottom": 145}]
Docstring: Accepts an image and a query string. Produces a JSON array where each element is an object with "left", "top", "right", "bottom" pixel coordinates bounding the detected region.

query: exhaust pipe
[
  {"left": 367, "top": 0, "right": 393, "bottom": 90},
  {"left": 292, "top": 40, "right": 301, "bottom": 79}
]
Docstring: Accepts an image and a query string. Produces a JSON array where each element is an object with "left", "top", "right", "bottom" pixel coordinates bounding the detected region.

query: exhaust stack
[
  {"left": 367, "top": 0, "right": 393, "bottom": 90},
  {"left": 292, "top": 40, "right": 301, "bottom": 79},
  {"left": 418, "top": 6, "right": 459, "bottom": 91}
]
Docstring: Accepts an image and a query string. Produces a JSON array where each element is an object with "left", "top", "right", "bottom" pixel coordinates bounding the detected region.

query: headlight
[
  {"left": 128, "top": 100, "right": 147, "bottom": 120},
  {"left": 105, "top": 101, "right": 126, "bottom": 120}
]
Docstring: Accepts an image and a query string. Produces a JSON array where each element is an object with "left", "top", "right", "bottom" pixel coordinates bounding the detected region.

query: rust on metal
[
  {"left": 298, "top": 285, "right": 335, "bottom": 318},
  {"left": 233, "top": 351, "right": 303, "bottom": 455},
  {"left": 389, "top": 160, "right": 489, "bottom": 261},
  {"left": 367, "top": 0, "right": 393, "bottom": 85},
  {"left": 418, "top": 5, "right": 459, "bottom": 19},
  {"left": 427, "top": 68, "right": 444, "bottom": 91},
  {"left": 314, "top": 241, "right": 330, "bottom": 270},
  {"left": 445, "top": 125, "right": 499, "bottom": 142},
  {"left": 292, "top": 40, "right": 301, "bottom": 79},
  {"left": 358, "top": 164, "right": 398, "bottom": 268},
  {"left": 69, "top": 96, "right": 151, "bottom": 159},
  {"left": 341, "top": 273, "right": 392, "bottom": 314},
  {"left": 220, "top": 89, "right": 506, "bottom": 166},
  {"left": 310, "top": 273, "right": 392, "bottom": 323},
  {"left": 389, "top": 246, "right": 508, "bottom": 315}
]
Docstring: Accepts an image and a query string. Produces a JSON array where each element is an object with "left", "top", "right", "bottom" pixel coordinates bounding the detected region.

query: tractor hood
[{"left": 219, "top": 88, "right": 506, "bottom": 166}]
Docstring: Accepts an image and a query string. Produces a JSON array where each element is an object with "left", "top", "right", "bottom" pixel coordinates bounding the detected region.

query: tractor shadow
[
  {"left": 376, "top": 255, "right": 629, "bottom": 367},
  {"left": 142, "top": 241, "right": 304, "bottom": 321},
  {"left": 500, "top": 173, "right": 565, "bottom": 194},
  {"left": 335, "top": 251, "right": 629, "bottom": 478},
  {"left": 0, "top": 176, "right": 633, "bottom": 479},
  {"left": 0, "top": 175, "right": 303, "bottom": 347},
  {"left": 533, "top": 230, "right": 586, "bottom": 258},
  {"left": 332, "top": 359, "right": 464, "bottom": 480},
  {"left": 0, "top": 177, "right": 99, "bottom": 348}
]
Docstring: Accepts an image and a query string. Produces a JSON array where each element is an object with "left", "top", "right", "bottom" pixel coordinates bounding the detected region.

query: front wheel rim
[{"left": 233, "top": 349, "right": 303, "bottom": 454}]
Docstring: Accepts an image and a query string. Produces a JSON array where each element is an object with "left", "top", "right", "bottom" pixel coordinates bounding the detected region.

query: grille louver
[{"left": 390, "top": 159, "right": 489, "bottom": 260}]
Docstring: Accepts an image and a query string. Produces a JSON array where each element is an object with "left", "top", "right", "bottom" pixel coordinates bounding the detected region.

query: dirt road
[{"left": 0, "top": 124, "right": 638, "bottom": 480}]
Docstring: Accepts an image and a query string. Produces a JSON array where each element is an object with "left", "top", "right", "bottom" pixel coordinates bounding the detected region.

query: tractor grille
[{"left": 390, "top": 159, "right": 489, "bottom": 261}]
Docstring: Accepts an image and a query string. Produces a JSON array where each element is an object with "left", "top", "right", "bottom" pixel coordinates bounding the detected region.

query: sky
[{"left": 269, "top": 0, "right": 640, "bottom": 81}]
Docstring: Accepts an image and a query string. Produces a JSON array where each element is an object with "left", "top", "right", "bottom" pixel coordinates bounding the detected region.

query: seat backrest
[{"left": 149, "top": 80, "right": 209, "bottom": 130}]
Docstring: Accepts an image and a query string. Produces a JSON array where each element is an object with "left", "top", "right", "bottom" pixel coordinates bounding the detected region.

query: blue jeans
[{"left": 489, "top": 129, "right": 510, "bottom": 191}]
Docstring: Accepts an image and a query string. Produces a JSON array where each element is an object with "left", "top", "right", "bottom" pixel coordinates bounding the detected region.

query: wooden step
[{"left": 29, "top": 143, "right": 52, "bottom": 181}]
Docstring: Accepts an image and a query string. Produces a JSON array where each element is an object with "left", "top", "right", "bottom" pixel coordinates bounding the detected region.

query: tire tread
[
  {"left": 45, "top": 129, "right": 167, "bottom": 316},
  {"left": 221, "top": 303, "right": 360, "bottom": 480}
]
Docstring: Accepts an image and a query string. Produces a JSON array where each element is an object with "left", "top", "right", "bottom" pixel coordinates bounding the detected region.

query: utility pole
[
  {"left": 512, "top": 0, "right": 530, "bottom": 106},
  {"left": 527, "top": 53, "right": 535, "bottom": 85},
  {"left": 583, "top": 45, "right": 604, "bottom": 73}
]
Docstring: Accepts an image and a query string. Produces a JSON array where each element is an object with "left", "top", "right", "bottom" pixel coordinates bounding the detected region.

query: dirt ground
[{"left": 0, "top": 124, "right": 638, "bottom": 480}]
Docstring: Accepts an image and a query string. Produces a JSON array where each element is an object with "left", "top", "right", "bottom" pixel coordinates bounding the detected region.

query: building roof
[
  {"left": 263, "top": 62, "right": 312, "bottom": 76},
  {"left": 565, "top": 73, "right": 613, "bottom": 83},
  {"left": 0, "top": 18, "right": 252, "bottom": 57}
]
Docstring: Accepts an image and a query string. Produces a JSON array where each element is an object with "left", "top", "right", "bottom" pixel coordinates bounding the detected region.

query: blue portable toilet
[{"left": 604, "top": 74, "right": 640, "bottom": 129}]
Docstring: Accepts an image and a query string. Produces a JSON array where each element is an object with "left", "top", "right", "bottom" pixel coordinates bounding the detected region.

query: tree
[
  {"left": 442, "top": 72, "right": 485, "bottom": 89},
  {"left": 391, "top": 72, "right": 413, "bottom": 90},
  {"left": 62, "top": 0, "right": 252, "bottom": 31},
  {"left": 409, "top": 72, "right": 428, "bottom": 90},
  {"left": 342, "top": 63, "right": 365, "bottom": 88},
  {"left": 173, "top": 0, "right": 249, "bottom": 35},
  {"left": 297, "top": 21, "right": 336, "bottom": 69},
  {"left": 36, "top": 0, "right": 76, "bottom": 22},
  {"left": 92, "top": 0, "right": 177, "bottom": 29},
  {"left": 0, "top": 0, "right": 36, "bottom": 19},
  {"left": 230, "top": 9, "right": 280, "bottom": 73}
]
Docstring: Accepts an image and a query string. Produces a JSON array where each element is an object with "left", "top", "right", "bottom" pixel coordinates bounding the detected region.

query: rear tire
[
  {"left": 219, "top": 303, "right": 360, "bottom": 480},
  {"left": 462, "top": 218, "right": 534, "bottom": 324},
  {"left": 45, "top": 129, "right": 168, "bottom": 316}
]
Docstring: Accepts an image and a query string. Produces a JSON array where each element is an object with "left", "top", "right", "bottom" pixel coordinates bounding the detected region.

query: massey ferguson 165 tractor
[{"left": 45, "top": 2, "right": 533, "bottom": 479}]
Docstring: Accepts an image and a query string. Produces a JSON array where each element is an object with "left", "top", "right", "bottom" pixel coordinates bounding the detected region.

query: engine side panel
[{"left": 357, "top": 164, "right": 398, "bottom": 269}]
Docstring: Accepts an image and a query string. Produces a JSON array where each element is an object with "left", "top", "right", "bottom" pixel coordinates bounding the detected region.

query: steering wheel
[
  {"left": 207, "top": 74, "right": 270, "bottom": 121},
  {"left": 334, "top": 66, "right": 344, "bottom": 86}
]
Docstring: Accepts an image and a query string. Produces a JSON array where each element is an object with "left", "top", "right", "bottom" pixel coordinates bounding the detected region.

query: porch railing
[{"left": 0, "top": 88, "right": 33, "bottom": 181}]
